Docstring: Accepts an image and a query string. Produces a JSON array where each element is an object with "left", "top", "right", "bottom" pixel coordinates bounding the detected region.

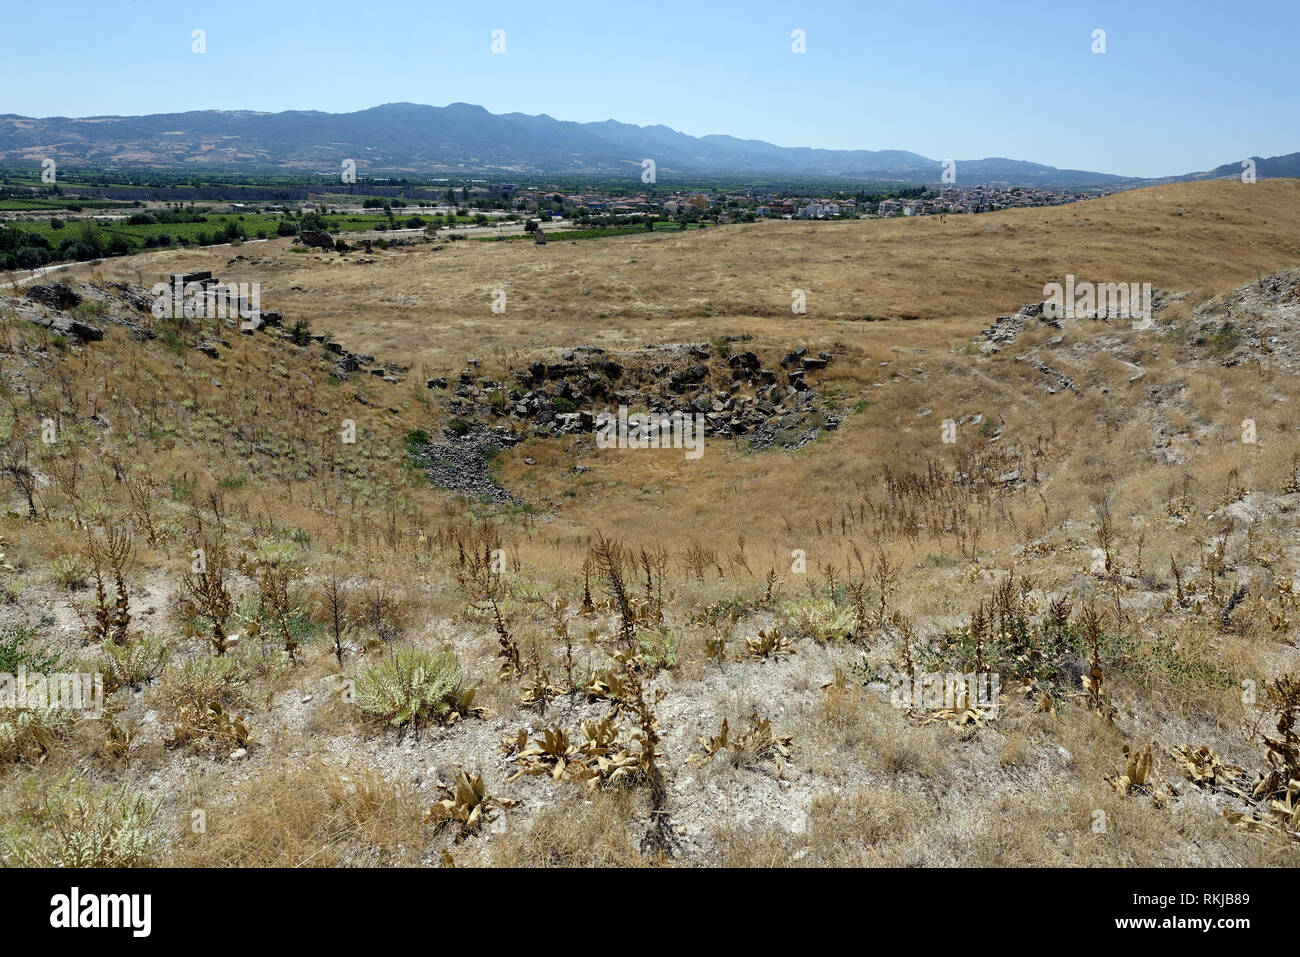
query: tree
[
  {"left": 15, "top": 246, "right": 47, "bottom": 269},
  {"left": 75, "top": 220, "right": 106, "bottom": 257}
]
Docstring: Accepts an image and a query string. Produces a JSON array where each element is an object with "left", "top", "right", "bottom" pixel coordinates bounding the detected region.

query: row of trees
[
  {"left": 0, "top": 220, "right": 126, "bottom": 269},
  {"left": 0, "top": 216, "right": 275, "bottom": 270}
]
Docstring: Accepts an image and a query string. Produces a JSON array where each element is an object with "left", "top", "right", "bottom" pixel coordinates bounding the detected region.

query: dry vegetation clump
[
  {"left": 353, "top": 646, "right": 462, "bottom": 730},
  {"left": 1, "top": 776, "right": 162, "bottom": 867},
  {"left": 168, "top": 762, "right": 429, "bottom": 867}
]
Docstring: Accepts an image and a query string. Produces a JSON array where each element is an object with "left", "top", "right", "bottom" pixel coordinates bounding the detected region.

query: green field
[
  {"left": 0, "top": 209, "right": 479, "bottom": 256},
  {"left": 4, "top": 213, "right": 280, "bottom": 247},
  {"left": 0, "top": 203, "right": 655, "bottom": 269},
  {"left": 0, "top": 198, "right": 133, "bottom": 211}
]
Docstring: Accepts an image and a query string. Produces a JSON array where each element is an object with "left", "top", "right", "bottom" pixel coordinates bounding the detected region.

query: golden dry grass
[
  {"left": 93, "top": 178, "right": 1300, "bottom": 363},
  {"left": 67, "top": 178, "right": 1300, "bottom": 565},
  {"left": 3, "top": 178, "right": 1300, "bottom": 867}
]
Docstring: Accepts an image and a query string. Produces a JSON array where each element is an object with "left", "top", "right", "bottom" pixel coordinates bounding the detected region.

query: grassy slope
[{"left": 0, "top": 178, "right": 1298, "bottom": 865}]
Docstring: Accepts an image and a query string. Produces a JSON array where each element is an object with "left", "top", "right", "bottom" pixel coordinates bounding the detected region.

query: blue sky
[{"left": 3, "top": 0, "right": 1296, "bottom": 177}]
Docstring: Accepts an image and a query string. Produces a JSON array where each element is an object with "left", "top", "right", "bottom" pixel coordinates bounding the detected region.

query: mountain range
[{"left": 1, "top": 102, "right": 1296, "bottom": 188}]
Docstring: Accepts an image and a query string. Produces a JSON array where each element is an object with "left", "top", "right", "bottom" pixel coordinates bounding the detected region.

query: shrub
[
  {"left": 15, "top": 246, "right": 48, "bottom": 269},
  {"left": 637, "top": 626, "right": 679, "bottom": 670},
  {"left": 50, "top": 554, "right": 89, "bottom": 589},
  {"left": 0, "top": 626, "right": 62, "bottom": 673},
  {"left": 162, "top": 656, "right": 250, "bottom": 756},
  {"left": 163, "top": 654, "right": 240, "bottom": 708},
  {"left": 100, "top": 635, "right": 170, "bottom": 692},
  {"left": 1, "top": 779, "right": 161, "bottom": 866},
  {"left": 354, "top": 647, "right": 461, "bottom": 728},
  {"left": 1202, "top": 323, "right": 1243, "bottom": 357},
  {"left": 0, "top": 708, "right": 69, "bottom": 763},
  {"left": 781, "top": 597, "right": 854, "bottom": 643},
  {"left": 0, "top": 578, "right": 28, "bottom": 605}
]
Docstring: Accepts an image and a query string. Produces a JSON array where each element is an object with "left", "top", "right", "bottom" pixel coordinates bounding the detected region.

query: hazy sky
[{"left": 3, "top": 0, "right": 1296, "bottom": 178}]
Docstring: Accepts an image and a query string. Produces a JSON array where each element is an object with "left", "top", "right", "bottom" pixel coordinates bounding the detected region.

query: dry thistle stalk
[
  {"left": 244, "top": 548, "right": 301, "bottom": 663},
  {"left": 549, "top": 597, "right": 577, "bottom": 693},
  {"left": 592, "top": 533, "right": 637, "bottom": 651},
  {"left": 1078, "top": 601, "right": 1110, "bottom": 718},
  {"left": 848, "top": 581, "right": 868, "bottom": 641},
  {"left": 182, "top": 535, "right": 235, "bottom": 656},
  {"left": 616, "top": 656, "right": 677, "bottom": 858},
  {"left": 455, "top": 527, "right": 521, "bottom": 679},
  {"left": 872, "top": 551, "right": 897, "bottom": 630},
  {"left": 761, "top": 567, "right": 781, "bottom": 604},
  {"left": 84, "top": 525, "right": 135, "bottom": 646},
  {"left": 520, "top": 643, "right": 559, "bottom": 716},
  {"left": 580, "top": 556, "right": 595, "bottom": 614},
  {"left": 321, "top": 569, "right": 352, "bottom": 668}
]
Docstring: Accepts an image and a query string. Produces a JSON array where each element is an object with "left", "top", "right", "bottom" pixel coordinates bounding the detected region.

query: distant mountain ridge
[
  {"left": 0, "top": 102, "right": 1295, "bottom": 188},
  {"left": 1153, "top": 152, "right": 1300, "bottom": 185}
]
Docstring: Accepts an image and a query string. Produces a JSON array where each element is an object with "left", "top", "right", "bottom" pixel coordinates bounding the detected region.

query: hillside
[
  {"left": 0, "top": 178, "right": 1299, "bottom": 866},
  {"left": 0, "top": 102, "right": 1132, "bottom": 185},
  {"left": 83, "top": 178, "right": 1300, "bottom": 372}
]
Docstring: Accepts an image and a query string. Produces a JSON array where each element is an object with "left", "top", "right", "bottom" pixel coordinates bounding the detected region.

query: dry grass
[
  {"left": 2, "top": 178, "right": 1300, "bottom": 866},
  {"left": 169, "top": 762, "right": 428, "bottom": 867}
]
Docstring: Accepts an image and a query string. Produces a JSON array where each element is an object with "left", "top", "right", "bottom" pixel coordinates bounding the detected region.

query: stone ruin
[
  {"left": 427, "top": 341, "right": 843, "bottom": 451},
  {"left": 297, "top": 229, "right": 335, "bottom": 250}
]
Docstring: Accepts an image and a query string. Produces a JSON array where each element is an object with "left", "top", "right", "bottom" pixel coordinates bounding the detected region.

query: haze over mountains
[{"left": 1, "top": 101, "right": 1296, "bottom": 188}]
